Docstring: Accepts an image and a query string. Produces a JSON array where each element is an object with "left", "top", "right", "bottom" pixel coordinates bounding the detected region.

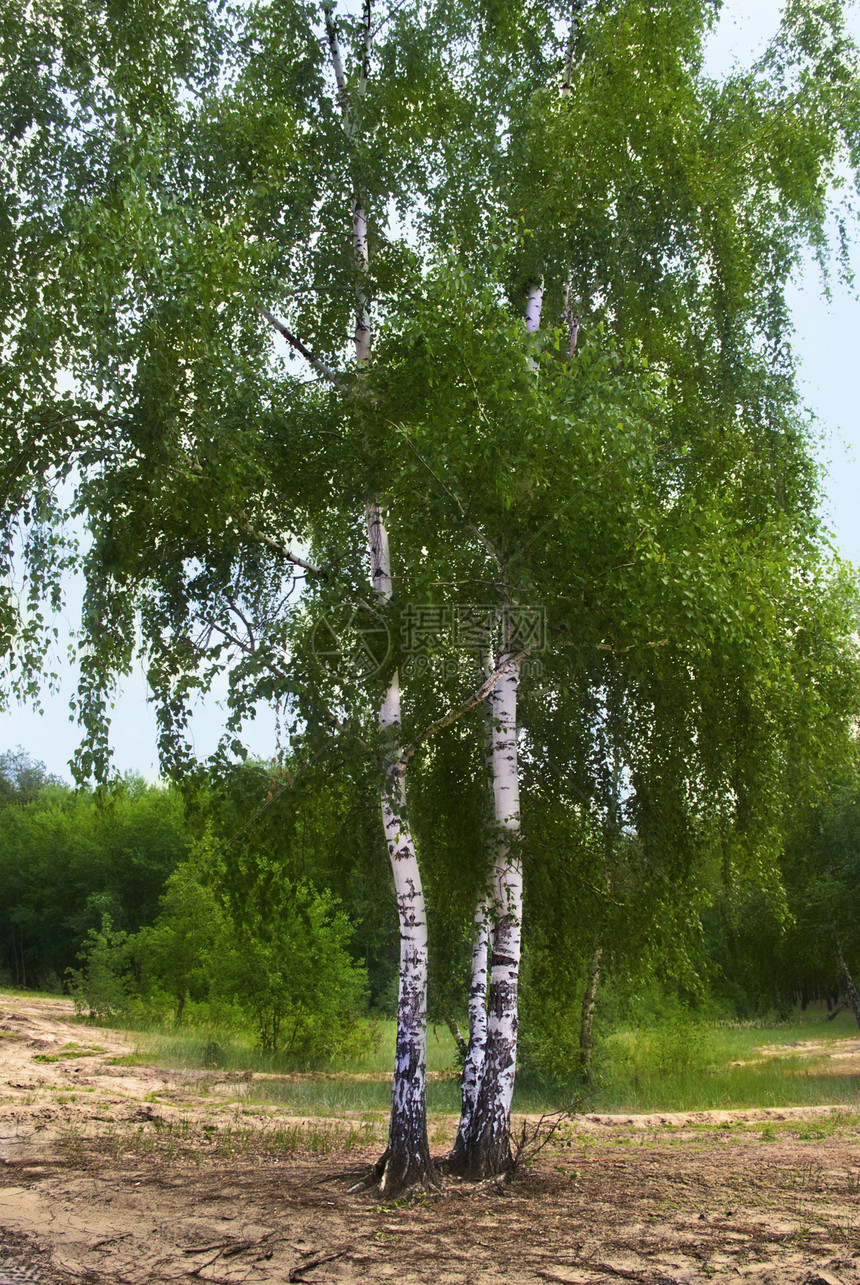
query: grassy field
[
  {"left": 108, "top": 1005, "right": 860, "bottom": 1117},
  {"left": 588, "top": 1008, "right": 860, "bottom": 1114}
]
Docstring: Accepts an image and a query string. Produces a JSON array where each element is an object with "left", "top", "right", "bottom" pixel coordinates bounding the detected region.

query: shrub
[{"left": 66, "top": 914, "right": 135, "bottom": 1019}]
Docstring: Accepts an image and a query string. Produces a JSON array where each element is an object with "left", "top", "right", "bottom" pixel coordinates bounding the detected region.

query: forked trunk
[
  {"left": 449, "top": 285, "right": 540, "bottom": 1179},
  {"left": 450, "top": 655, "right": 523, "bottom": 1178}
]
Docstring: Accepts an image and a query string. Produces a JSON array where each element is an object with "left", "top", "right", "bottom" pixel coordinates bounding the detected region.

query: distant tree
[
  {"left": 0, "top": 774, "right": 188, "bottom": 986},
  {"left": 0, "top": 748, "right": 63, "bottom": 803}
]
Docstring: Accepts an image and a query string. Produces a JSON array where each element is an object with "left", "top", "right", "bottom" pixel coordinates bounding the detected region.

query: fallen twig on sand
[{"left": 288, "top": 1248, "right": 350, "bottom": 1281}]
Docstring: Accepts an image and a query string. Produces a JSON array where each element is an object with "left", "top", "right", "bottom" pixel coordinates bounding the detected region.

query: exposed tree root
[{"left": 347, "top": 1148, "right": 438, "bottom": 1199}]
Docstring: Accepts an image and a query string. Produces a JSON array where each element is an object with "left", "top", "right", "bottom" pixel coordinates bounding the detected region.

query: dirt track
[{"left": 1, "top": 993, "right": 860, "bottom": 1283}]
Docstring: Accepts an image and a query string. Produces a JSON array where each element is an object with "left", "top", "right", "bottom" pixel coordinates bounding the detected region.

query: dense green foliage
[
  {"left": 0, "top": 752, "right": 187, "bottom": 987},
  {"left": 9, "top": 741, "right": 860, "bottom": 1087},
  {"left": 69, "top": 862, "right": 374, "bottom": 1062},
  {"left": 0, "top": 751, "right": 380, "bottom": 1060}
]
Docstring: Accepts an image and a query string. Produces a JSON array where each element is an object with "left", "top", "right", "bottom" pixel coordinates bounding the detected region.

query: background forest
[{"left": 4, "top": 743, "right": 860, "bottom": 1097}]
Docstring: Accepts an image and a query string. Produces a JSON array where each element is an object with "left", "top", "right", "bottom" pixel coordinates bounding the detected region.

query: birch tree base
[{"left": 353, "top": 1133, "right": 436, "bottom": 1197}]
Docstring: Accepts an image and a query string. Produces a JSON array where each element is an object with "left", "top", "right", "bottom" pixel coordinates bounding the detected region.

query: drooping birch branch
[
  {"left": 256, "top": 304, "right": 345, "bottom": 387},
  {"left": 234, "top": 512, "right": 327, "bottom": 579},
  {"left": 392, "top": 648, "right": 532, "bottom": 778},
  {"left": 370, "top": 0, "right": 411, "bottom": 39},
  {"left": 395, "top": 425, "right": 504, "bottom": 571}
]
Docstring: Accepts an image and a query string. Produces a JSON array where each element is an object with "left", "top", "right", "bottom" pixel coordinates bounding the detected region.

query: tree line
[{"left": 4, "top": 746, "right": 860, "bottom": 1072}]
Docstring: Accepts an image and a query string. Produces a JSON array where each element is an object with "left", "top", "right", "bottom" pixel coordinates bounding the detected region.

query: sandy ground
[{"left": 0, "top": 994, "right": 859, "bottom": 1283}]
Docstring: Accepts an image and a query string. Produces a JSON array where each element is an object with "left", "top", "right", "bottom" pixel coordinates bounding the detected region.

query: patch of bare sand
[{"left": 1, "top": 993, "right": 860, "bottom": 1283}]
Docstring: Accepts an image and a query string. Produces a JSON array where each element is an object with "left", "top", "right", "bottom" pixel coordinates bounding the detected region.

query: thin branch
[
  {"left": 256, "top": 304, "right": 345, "bottom": 387},
  {"left": 203, "top": 619, "right": 289, "bottom": 676},
  {"left": 395, "top": 424, "right": 504, "bottom": 571},
  {"left": 191, "top": 618, "right": 376, "bottom": 764},
  {"left": 289, "top": 1249, "right": 350, "bottom": 1281},
  {"left": 594, "top": 637, "right": 669, "bottom": 654},
  {"left": 565, "top": 560, "right": 637, "bottom": 596},
  {"left": 225, "top": 595, "right": 256, "bottom": 650},
  {"left": 393, "top": 649, "right": 530, "bottom": 777},
  {"left": 370, "top": 0, "right": 411, "bottom": 38},
  {"left": 234, "top": 514, "right": 326, "bottom": 579},
  {"left": 511, "top": 1110, "right": 572, "bottom": 1171}
]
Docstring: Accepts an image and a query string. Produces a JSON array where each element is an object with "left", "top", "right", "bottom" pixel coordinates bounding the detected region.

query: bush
[
  {"left": 212, "top": 881, "right": 374, "bottom": 1062},
  {"left": 66, "top": 915, "right": 135, "bottom": 1019},
  {"left": 66, "top": 856, "right": 377, "bottom": 1064}
]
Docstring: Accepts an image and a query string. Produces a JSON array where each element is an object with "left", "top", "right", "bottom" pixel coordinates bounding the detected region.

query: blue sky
[{"left": 3, "top": 0, "right": 859, "bottom": 781}]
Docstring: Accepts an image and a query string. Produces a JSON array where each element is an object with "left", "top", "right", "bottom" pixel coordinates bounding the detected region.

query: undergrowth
[
  {"left": 20, "top": 986, "right": 860, "bottom": 1118},
  {"left": 525, "top": 1008, "right": 860, "bottom": 1114}
]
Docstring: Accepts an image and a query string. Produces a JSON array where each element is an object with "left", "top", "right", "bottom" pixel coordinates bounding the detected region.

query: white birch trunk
[
  {"left": 464, "top": 655, "right": 523, "bottom": 1175},
  {"left": 451, "top": 285, "right": 540, "bottom": 1178},
  {"left": 525, "top": 284, "right": 543, "bottom": 333},
  {"left": 450, "top": 651, "right": 496, "bottom": 1167},
  {"left": 324, "top": 0, "right": 431, "bottom": 1193},
  {"left": 353, "top": 200, "right": 371, "bottom": 365},
  {"left": 450, "top": 894, "right": 490, "bottom": 1166},
  {"left": 366, "top": 503, "right": 432, "bottom": 1193}
]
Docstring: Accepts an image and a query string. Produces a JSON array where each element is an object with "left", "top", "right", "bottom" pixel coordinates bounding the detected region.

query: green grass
[
  {"left": 106, "top": 1019, "right": 464, "bottom": 1115},
  {"left": 0, "top": 985, "right": 67, "bottom": 1001},
  {"left": 70, "top": 1113, "right": 388, "bottom": 1165},
  {"left": 570, "top": 1008, "right": 860, "bottom": 1115},
  {"left": 33, "top": 1041, "right": 106, "bottom": 1063},
  {"left": 115, "top": 1006, "right": 860, "bottom": 1119}
]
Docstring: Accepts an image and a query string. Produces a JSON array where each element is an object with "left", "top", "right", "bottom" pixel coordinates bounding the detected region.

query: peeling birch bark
[
  {"left": 461, "top": 655, "right": 524, "bottom": 1177},
  {"left": 450, "top": 661, "right": 495, "bottom": 1167},
  {"left": 525, "top": 282, "right": 543, "bottom": 372},
  {"left": 352, "top": 200, "right": 371, "bottom": 363},
  {"left": 449, "top": 893, "right": 490, "bottom": 1167},
  {"left": 525, "top": 283, "right": 543, "bottom": 333}
]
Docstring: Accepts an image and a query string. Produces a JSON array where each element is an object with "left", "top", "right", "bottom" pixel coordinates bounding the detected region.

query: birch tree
[
  {"left": 356, "top": 0, "right": 860, "bottom": 1176},
  {"left": 4, "top": 0, "right": 860, "bottom": 1194}
]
